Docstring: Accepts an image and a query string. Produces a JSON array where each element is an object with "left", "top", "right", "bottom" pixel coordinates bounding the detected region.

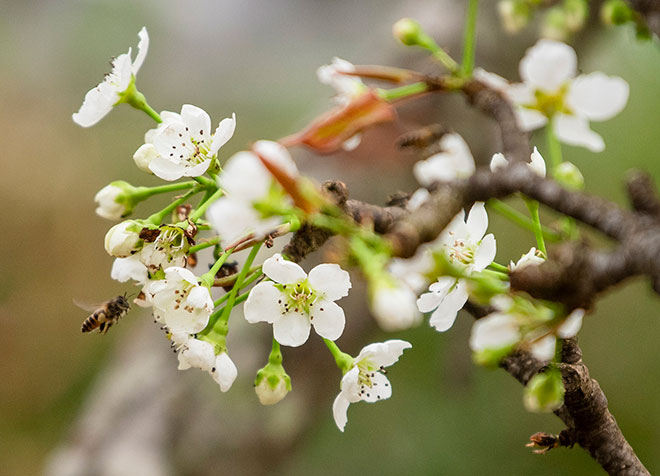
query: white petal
[
  {"left": 520, "top": 39, "right": 577, "bottom": 92},
  {"left": 310, "top": 300, "right": 345, "bottom": 341},
  {"left": 206, "top": 197, "right": 261, "bottom": 244},
  {"left": 566, "top": 72, "right": 629, "bottom": 121},
  {"left": 529, "top": 147, "right": 547, "bottom": 177},
  {"left": 372, "top": 285, "right": 421, "bottom": 331},
  {"left": 187, "top": 286, "right": 212, "bottom": 309},
  {"left": 262, "top": 253, "right": 307, "bottom": 284},
  {"left": 466, "top": 202, "right": 489, "bottom": 241},
  {"left": 253, "top": 140, "right": 299, "bottom": 177},
  {"left": 473, "top": 67, "right": 509, "bottom": 91},
  {"left": 490, "top": 153, "right": 508, "bottom": 172},
  {"left": 220, "top": 151, "right": 271, "bottom": 200},
  {"left": 210, "top": 113, "right": 236, "bottom": 154},
  {"left": 356, "top": 339, "right": 412, "bottom": 368},
  {"left": 181, "top": 159, "right": 212, "bottom": 178},
  {"left": 165, "top": 267, "right": 198, "bottom": 286},
  {"left": 360, "top": 372, "right": 392, "bottom": 403},
  {"left": 531, "top": 335, "right": 557, "bottom": 362},
  {"left": 308, "top": 263, "right": 351, "bottom": 301},
  {"left": 406, "top": 188, "right": 430, "bottom": 211},
  {"left": 429, "top": 281, "right": 469, "bottom": 332},
  {"left": 554, "top": 114, "right": 605, "bottom": 152},
  {"left": 243, "top": 282, "right": 283, "bottom": 324},
  {"left": 557, "top": 308, "right": 584, "bottom": 338},
  {"left": 472, "top": 234, "right": 496, "bottom": 272},
  {"left": 111, "top": 256, "right": 148, "bottom": 284},
  {"left": 469, "top": 312, "right": 520, "bottom": 352},
  {"left": 211, "top": 352, "right": 238, "bottom": 392},
  {"left": 332, "top": 393, "right": 351, "bottom": 432},
  {"left": 505, "top": 82, "right": 535, "bottom": 105},
  {"left": 178, "top": 339, "right": 215, "bottom": 371},
  {"left": 148, "top": 157, "right": 187, "bottom": 181},
  {"left": 72, "top": 83, "right": 117, "bottom": 127},
  {"left": 180, "top": 104, "right": 212, "bottom": 142},
  {"left": 132, "top": 27, "right": 149, "bottom": 75},
  {"left": 341, "top": 134, "right": 362, "bottom": 151},
  {"left": 416, "top": 291, "right": 444, "bottom": 313},
  {"left": 515, "top": 107, "right": 548, "bottom": 131},
  {"left": 272, "top": 310, "right": 311, "bottom": 347},
  {"left": 339, "top": 366, "right": 361, "bottom": 402}
]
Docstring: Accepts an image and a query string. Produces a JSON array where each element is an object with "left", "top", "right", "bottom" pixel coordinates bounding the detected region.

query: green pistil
[
  {"left": 531, "top": 85, "right": 571, "bottom": 118},
  {"left": 275, "top": 279, "right": 317, "bottom": 315}
]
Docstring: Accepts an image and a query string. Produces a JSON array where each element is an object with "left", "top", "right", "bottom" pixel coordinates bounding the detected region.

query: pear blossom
[
  {"left": 104, "top": 221, "right": 142, "bottom": 258},
  {"left": 370, "top": 281, "right": 422, "bottom": 331},
  {"left": 244, "top": 254, "right": 351, "bottom": 347},
  {"left": 148, "top": 267, "right": 213, "bottom": 334},
  {"left": 477, "top": 40, "right": 629, "bottom": 152},
  {"left": 490, "top": 147, "right": 546, "bottom": 177},
  {"left": 509, "top": 247, "right": 545, "bottom": 272},
  {"left": 111, "top": 255, "right": 148, "bottom": 284},
  {"left": 207, "top": 141, "right": 298, "bottom": 245},
  {"left": 332, "top": 339, "right": 412, "bottom": 432},
  {"left": 94, "top": 184, "right": 128, "bottom": 220},
  {"left": 138, "top": 224, "right": 192, "bottom": 271},
  {"left": 176, "top": 336, "right": 238, "bottom": 392},
  {"left": 146, "top": 105, "right": 236, "bottom": 180},
  {"left": 73, "top": 27, "right": 149, "bottom": 127},
  {"left": 417, "top": 203, "right": 496, "bottom": 332},
  {"left": 413, "top": 133, "right": 476, "bottom": 186}
]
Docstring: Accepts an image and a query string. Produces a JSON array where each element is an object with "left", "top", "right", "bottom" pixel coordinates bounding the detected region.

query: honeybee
[{"left": 77, "top": 295, "right": 130, "bottom": 334}]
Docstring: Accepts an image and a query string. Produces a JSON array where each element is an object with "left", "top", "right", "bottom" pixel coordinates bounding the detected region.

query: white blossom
[
  {"left": 137, "top": 225, "right": 190, "bottom": 271},
  {"left": 317, "top": 57, "right": 366, "bottom": 106},
  {"left": 490, "top": 147, "right": 547, "bottom": 177},
  {"left": 104, "top": 221, "right": 141, "bottom": 258},
  {"left": 470, "top": 312, "right": 520, "bottom": 353},
  {"left": 370, "top": 282, "right": 422, "bottom": 331},
  {"left": 509, "top": 247, "right": 545, "bottom": 272},
  {"left": 175, "top": 337, "right": 237, "bottom": 392},
  {"left": 73, "top": 27, "right": 149, "bottom": 127},
  {"left": 207, "top": 141, "right": 298, "bottom": 245},
  {"left": 244, "top": 254, "right": 351, "bottom": 347},
  {"left": 147, "top": 105, "right": 236, "bottom": 180},
  {"left": 417, "top": 202, "right": 496, "bottom": 332},
  {"left": 476, "top": 40, "right": 629, "bottom": 152},
  {"left": 148, "top": 267, "right": 213, "bottom": 335},
  {"left": 413, "top": 133, "right": 476, "bottom": 186},
  {"left": 332, "top": 340, "right": 411, "bottom": 432},
  {"left": 111, "top": 255, "right": 148, "bottom": 284},
  {"left": 95, "top": 184, "right": 127, "bottom": 220}
]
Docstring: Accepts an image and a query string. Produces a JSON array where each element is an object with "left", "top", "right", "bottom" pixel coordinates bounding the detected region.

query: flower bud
[
  {"left": 370, "top": 280, "right": 421, "bottom": 331},
  {"left": 96, "top": 181, "right": 139, "bottom": 221},
  {"left": 601, "top": 0, "right": 633, "bottom": 25},
  {"left": 392, "top": 18, "right": 423, "bottom": 46},
  {"left": 104, "top": 220, "right": 142, "bottom": 258},
  {"left": 497, "top": 0, "right": 531, "bottom": 34},
  {"left": 255, "top": 369, "right": 291, "bottom": 405},
  {"left": 524, "top": 369, "right": 565, "bottom": 413},
  {"left": 133, "top": 143, "right": 158, "bottom": 174},
  {"left": 554, "top": 161, "right": 584, "bottom": 190}
]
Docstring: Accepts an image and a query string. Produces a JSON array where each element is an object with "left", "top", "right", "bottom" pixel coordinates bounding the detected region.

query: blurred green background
[{"left": 2, "top": 1, "right": 660, "bottom": 475}]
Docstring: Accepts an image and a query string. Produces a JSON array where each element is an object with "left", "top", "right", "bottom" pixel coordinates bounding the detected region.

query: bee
[{"left": 77, "top": 295, "right": 130, "bottom": 334}]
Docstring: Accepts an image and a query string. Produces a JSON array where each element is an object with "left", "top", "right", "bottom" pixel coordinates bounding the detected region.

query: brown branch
[{"left": 626, "top": 0, "right": 660, "bottom": 36}]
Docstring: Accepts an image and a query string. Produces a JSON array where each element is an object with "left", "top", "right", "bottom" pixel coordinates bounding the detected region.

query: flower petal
[
  {"left": 466, "top": 202, "right": 488, "bottom": 241},
  {"left": 310, "top": 300, "right": 345, "bottom": 341},
  {"left": 149, "top": 157, "right": 187, "bottom": 181},
  {"left": 210, "top": 113, "right": 237, "bottom": 154},
  {"left": 490, "top": 153, "right": 508, "bottom": 172},
  {"left": 308, "top": 263, "right": 351, "bottom": 301},
  {"left": 557, "top": 308, "right": 584, "bottom": 338},
  {"left": 132, "top": 27, "right": 149, "bottom": 74},
  {"left": 566, "top": 72, "right": 629, "bottom": 121},
  {"left": 253, "top": 140, "right": 299, "bottom": 177},
  {"left": 72, "top": 82, "right": 118, "bottom": 128},
  {"left": 520, "top": 39, "right": 577, "bottom": 92},
  {"left": 244, "top": 282, "right": 283, "bottom": 324},
  {"left": 469, "top": 313, "right": 520, "bottom": 352},
  {"left": 531, "top": 335, "right": 557, "bottom": 362},
  {"left": 181, "top": 104, "right": 212, "bottom": 142},
  {"left": 529, "top": 147, "right": 547, "bottom": 177},
  {"left": 186, "top": 286, "right": 212, "bottom": 309},
  {"left": 429, "top": 280, "right": 468, "bottom": 332},
  {"left": 515, "top": 107, "right": 548, "bottom": 131},
  {"left": 111, "top": 256, "right": 148, "bottom": 284},
  {"left": 360, "top": 372, "right": 392, "bottom": 403},
  {"left": 211, "top": 352, "right": 238, "bottom": 392},
  {"left": 332, "top": 393, "right": 351, "bottom": 432},
  {"left": 473, "top": 234, "right": 496, "bottom": 272},
  {"left": 356, "top": 339, "right": 412, "bottom": 368},
  {"left": 272, "top": 310, "right": 311, "bottom": 347},
  {"left": 554, "top": 114, "right": 605, "bottom": 152},
  {"left": 262, "top": 253, "right": 307, "bottom": 284}
]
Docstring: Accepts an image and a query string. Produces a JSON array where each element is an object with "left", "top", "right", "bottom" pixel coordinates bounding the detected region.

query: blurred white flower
[
  {"left": 370, "top": 281, "right": 422, "bottom": 331},
  {"left": 244, "top": 254, "right": 351, "bottom": 347},
  {"left": 332, "top": 340, "right": 411, "bottom": 432},
  {"left": 73, "top": 27, "right": 149, "bottom": 127},
  {"left": 317, "top": 57, "right": 366, "bottom": 105},
  {"left": 413, "top": 133, "right": 476, "bottom": 186},
  {"left": 490, "top": 147, "right": 547, "bottom": 177}
]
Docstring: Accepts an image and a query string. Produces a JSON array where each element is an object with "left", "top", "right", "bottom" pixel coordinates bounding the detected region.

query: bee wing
[{"left": 73, "top": 298, "right": 103, "bottom": 312}]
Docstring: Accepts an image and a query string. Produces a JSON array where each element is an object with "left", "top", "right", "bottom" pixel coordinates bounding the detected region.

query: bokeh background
[{"left": 2, "top": 1, "right": 660, "bottom": 474}]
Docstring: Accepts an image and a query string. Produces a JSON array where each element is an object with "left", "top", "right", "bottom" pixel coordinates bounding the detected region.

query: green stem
[
  {"left": 378, "top": 82, "right": 429, "bottom": 102},
  {"left": 323, "top": 338, "right": 354, "bottom": 373},
  {"left": 190, "top": 187, "right": 223, "bottom": 222},
  {"left": 194, "top": 176, "right": 216, "bottom": 188},
  {"left": 461, "top": 0, "right": 479, "bottom": 76},
  {"left": 545, "top": 121, "right": 563, "bottom": 175},
  {"left": 146, "top": 187, "right": 201, "bottom": 225},
  {"left": 488, "top": 262, "right": 509, "bottom": 273},
  {"left": 122, "top": 81, "right": 162, "bottom": 123},
  {"left": 189, "top": 237, "right": 221, "bottom": 254},
  {"left": 487, "top": 199, "right": 560, "bottom": 242},
  {"left": 133, "top": 181, "right": 197, "bottom": 201},
  {"left": 524, "top": 198, "right": 547, "bottom": 255},
  {"left": 431, "top": 48, "right": 460, "bottom": 73},
  {"left": 201, "top": 248, "right": 235, "bottom": 288}
]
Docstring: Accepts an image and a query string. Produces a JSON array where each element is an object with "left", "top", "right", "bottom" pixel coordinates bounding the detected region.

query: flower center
[
  {"left": 277, "top": 279, "right": 318, "bottom": 314},
  {"left": 531, "top": 84, "right": 571, "bottom": 118},
  {"left": 448, "top": 239, "right": 475, "bottom": 266}
]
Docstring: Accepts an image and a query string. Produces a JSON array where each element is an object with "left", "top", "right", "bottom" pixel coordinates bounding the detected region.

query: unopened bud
[
  {"left": 497, "top": 0, "right": 531, "bottom": 34},
  {"left": 255, "top": 370, "right": 291, "bottom": 405},
  {"left": 104, "top": 220, "right": 143, "bottom": 257},
  {"left": 555, "top": 161, "right": 584, "bottom": 190},
  {"left": 133, "top": 143, "right": 158, "bottom": 174},
  {"left": 523, "top": 369, "right": 565, "bottom": 413},
  {"left": 392, "top": 18, "right": 423, "bottom": 46},
  {"left": 601, "top": 0, "right": 633, "bottom": 25}
]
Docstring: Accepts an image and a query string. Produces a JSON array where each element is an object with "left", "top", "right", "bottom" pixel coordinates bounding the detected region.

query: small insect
[{"left": 77, "top": 295, "right": 131, "bottom": 334}]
